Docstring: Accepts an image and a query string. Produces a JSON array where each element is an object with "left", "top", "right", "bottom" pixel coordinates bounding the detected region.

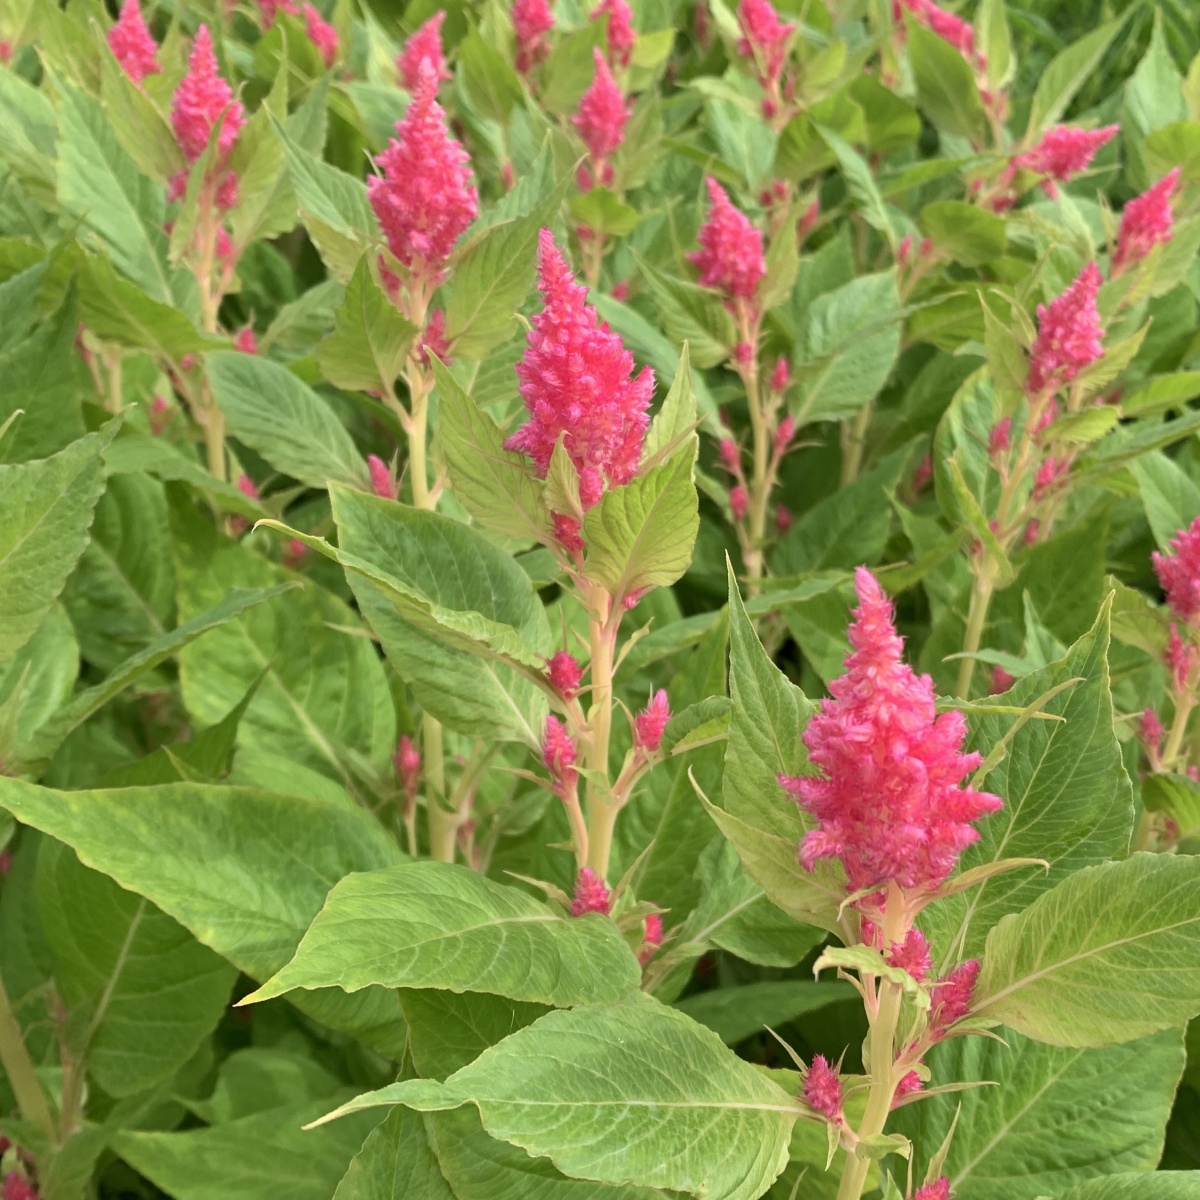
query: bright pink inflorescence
[
  {"left": 892, "top": 1069, "right": 924, "bottom": 1106},
  {"left": 1114, "top": 168, "right": 1181, "bottom": 273},
  {"left": 367, "top": 454, "right": 396, "bottom": 499},
  {"left": 303, "top": 4, "right": 338, "bottom": 67},
  {"left": 170, "top": 25, "right": 243, "bottom": 203},
  {"left": 234, "top": 326, "right": 257, "bottom": 354},
  {"left": 547, "top": 651, "right": 583, "bottom": 701},
  {"left": 894, "top": 0, "right": 979, "bottom": 65},
  {"left": 505, "top": 229, "right": 653, "bottom": 512},
  {"left": 369, "top": 59, "right": 477, "bottom": 286},
  {"left": 912, "top": 1178, "right": 951, "bottom": 1200},
  {"left": 573, "top": 49, "right": 629, "bottom": 187},
  {"left": 1139, "top": 707, "right": 1164, "bottom": 757},
  {"left": 689, "top": 178, "right": 766, "bottom": 304},
  {"left": 1013, "top": 124, "right": 1119, "bottom": 186},
  {"left": 543, "top": 716, "right": 578, "bottom": 790},
  {"left": 638, "top": 912, "right": 663, "bottom": 963},
  {"left": 635, "top": 689, "right": 671, "bottom": 752},
  {"left": 988, "top": 665, "right": 1015, "bottom": 695},
  {"left": 571, "top": 867, "right": 612, "bottom": 916},
  {"left": 108, "top": 0, "right": 160, "bottom": 84},
  {"left": 591, "top": 0, "right": 635, "bottom": 68},
  {"left": 780, "top": 568, "right": 1002, "bottom": 893},
  {"left": 3, "top": 1175, "right": 37, "bottom": 1200},
  {"left": 397, "top": 12, "right": 449, "bottom": 90},
  {"left": 1166, "top": 625, "right": 1196, "bottom": 693},
  {"left": 513, "top": 0, "right": 555, "bottom": 74},
  {"left": 1153, "top": 515, "right": 1200, "bottom": 626},
  {"left": 803, "top": 1055, "right": 843, "bottom": 1123},
  {"left": 736, "top": 0, "right": 794, "bottom": 89},
  {"left": 886, "top": 928, "right": 932, "bottom": 982},
  {"left": 393, "top": 734, "right": 421, "bottom": 798},
  {"left": 930, "top": 959, "right": 979, "bottom": 1033},
  {"left": 1026, "top": 262, "right": 1104, "bottom": 396}
]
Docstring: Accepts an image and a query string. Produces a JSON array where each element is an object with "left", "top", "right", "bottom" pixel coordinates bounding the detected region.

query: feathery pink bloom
[
  {"left": 912, "top": 1178, "right": 951, "bottom": 1200},
  {"left": 1139, "top": 707, "right": 1164, "bottom": 757},
  {"left": 543, "top": 715, "right": 578, "bottom": 788},
  {"left": 779, "top": 569, "right": 1002, "bottom": 893},
  {"left": 547, "top": 651, "right": 583, "bottom": 701},
  {"left": 689, "top": 178, "right": 766, "bottom": 303},
  {"left": 895, "top": 0, "right": 977, "bottom": 64},
  {"left": 236, "top": 473, "right": 260, "bottom": 500},
  {"left": 397, "top": 12, "right": 449, "bottom": 90},
  {"left": 736, "top": 0, "right": 794, "bottom": 87},
  {"left": 1013, "top": 124, "right": 1119, "bottom": 186},
  {"left": 108, "top": 0, "right": 160, "bottom": 84},
  {"left": 638, "top": 912, "right": 663, "bottom": 963},
  {"left": 930, "top": 959, "right": 979, "bottom": 1032},
  {"left": 1166, "top": 624, "right": 1196, "bottom": 693},
  {"left": 1153, "top": 515, "right": 1200, "bottom": 626},
  {"left": 892, "top": 1070, "right": 924, "bottom": 1106},
  {"left": 170, "top": 25, "right": 243, "bottom": 203},
  {"left": 571, "top": 868, "right": 611, "bottom": 916},
  {"left": 368, "top": 59, "right": 477, "bottom": 285},
  {"left": 987, "top": 417, "right": 1011, "bottom": 458},
  {"left": 367, "top": 454, "right": 395, "bottom": 499},
  {"left": 886, "top": 928, "right": 932, "bottom": 982},
  {"left": 393, "top": 734, "right": 421, "bottom": 798},
  {"left": 554, "top": 513, "right": 585, "bottom": 555},
  {"left": 770, "top": 357, "right": 791, "bottom": 394},
  {"left": 234, "top": 326, "right": 257, "bottom": 354},
  {"left": 774, "top": 414, "right": 795, "bottom": 457},
  {"left": 635, "top": 689, "right": 671, "bottom": 752},
  {"left": 303, "top": 4, "right": 338, "bottom": 68},
  {"left": 258, "top": 0, "right": 299, "bottom": 25},
  {"left": 505, "top": 230, "right": 653, "bottom": 509},
  {"left": 988, "top": 665, "right": 1015, "bottom": 695},
  {"left": 1114, "top": 168, "right": 1180, "bottom": 273},
  {"left": 803, "top": 1055, "right": 843, "bottom": 1123},
  {"left": 573, "top": 49, "right": 629, "bottom": 187},
  {"left": 729, "top": 484, "right": 748, "bottom": 521},
  {"left": 513, "top": 0, "right": 554, "bottom": 74},
  {"left": 591, "top": 0, "right": 634, "bottom": 68},
  {"left": 719, "top": 438, "right": 741, "bottom": 474},
  {"left": 1026, "top": 263, "right": 1104, "bottom": 395},
  {"left": 1032, "top": 456, "right": 1065, "bottom": 500}
]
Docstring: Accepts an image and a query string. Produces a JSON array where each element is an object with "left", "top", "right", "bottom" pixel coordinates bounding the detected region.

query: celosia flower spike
[
  {"left": 895, "top": 0, "right": 978, "bottom": 65},
  {"left": 303, "top": 3, "right": 338, "bottom": 68},
  {"left": 689, "top": 178, "right": 766, "bottom": 304},
  {"left": 543, "top": 715, "right": 578, "bottom": 789},
  {"left": 803, "top": 1055, "right": 843, "bottom": 1123},
  {"left": 1166, "top": 625, "right": 1195, "bottom": 693},
  {"left": 547, "top": 651, "right": 583, "bottom": 701},
  {"left": 397, "top": 12, "right": 450, "bottom": 91},
  {"left": 912, "top": 1178, "right": 952, "bottom": 1200},
  {"left": 736, "top": 0, "right": 794, "bottom": 88},
  {"left": 505, "top": 229, "right": 654, "bottom": 509},
  {"left": 635, "top": 689, "right": 671, "bottom": 752},
  {"left": 172, "top": 25, "right": 243, "bottom": 164},
  {"left": 1154, "top": 514, "right": 1200, "bottom": 626},
  {"left": 892, "top": 1070, "right": 923, "bottom": 1106},
  {"left": 367, "top": 454, "right": 395, "bottom": 500},
  {"left": 886, "top": 928, "right": 932, "bottom": 982},
  {"left": 393, "top": 734, "right": 421, "bottom": 798},
  {"left": 780, "top": 568, "right": 1002, "bottom": 893},
  {"left": 108, "top": 0, "right": 160, "bottom": 85},
  {"left": 1114, "top": 168, "right": 1180, "bottom": 273},
  {"left": 571, "top": 867, "right": 611, "bottom": 916},
  {"left": 573, "top": 49, "right": 629, "bottom": 187},
  {"left": 930, "top": 959, "right": 980, "bottom": 1033},
  {"left": 1026, "top": 263, "right": 1104, "bottom": 396},
  {"left": 513, "top": 0, "right": 555, "bottom": 74},
  {"left": 638, "top": 912, "right": 663, "bottom": 964},
  {"left": 1013, "top": 124, "right": 1119, "bottom": 186},
  {"left": 368, "top": 58, "right": 477, "bottom": 285},
  {"left": 591, "top": 0, "right": 634, "bottom": 68}
]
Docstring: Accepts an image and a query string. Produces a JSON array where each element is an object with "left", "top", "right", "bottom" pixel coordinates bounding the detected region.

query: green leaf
[
  {"left": 334, "top": 1107, "right": 455, "bottom": 1200},
  {"left": 719, "top": 563, "right": 842, "bottom": 933},
  {"left": 316, "top": 255, "right": 417, "bottom": 396},
  {"left": 637, "top": 256, "right": 736, "bottom": 369},
  {"left": 245, "top": 861, "right": 640, "bottom": 1008},
  {"left": 0, "top": 430, "right": 109, "bottom": 660},
  {"left": 458, "top": 31, "right": 524, "bottom": 124},
  {"left": 977, "top": 0, "right": 1013, "bottom": 90},
  {"left": 98, "top": 44, "right": 183, "bottom": 184},
  {"left": 318, "top": 993, "right": 800, "bottom": 1200},
  {"left": 976, "top": 853, "right": 1200, "bottom": 1047},
  {"left": 1131, "top": 452, "right": 1200, "bottom": 550},
  {"left": 1143, "top": 773, "right": 1200, "bottom": 840},
  {"left": 1056, "top": 1174, "right": 1200, "bottom": 1199},
  {"left": 815, "top": 126, "right": 894, "bottom": 242},
  {"left": 676, "top": 980, "right": 852, "bottom": 1046},
  {"left": 0, "top": 778, "right": 408, "bottom": 1056},
  {"left": 583, "top": 447, "right": 699, "bottom": 601},
  {"left": 0, "top": 606, "right": 77, "bottom": 769},
  {"left": 431, "top": 356, "right": 550, "bottom": 543},
  {"left": 37, "top": 837, "right": 236, "bottom": 1097},
  {"left": 793, "top": 271, "right": 902, "bottom": 424},
  {"left": 923, "top": 601, "right": 1133, "bottom": 963},
  {"left": 115, "top": 1099, "right": 382, "bottom": 1200},
  {"left": 921, "top": 202, "right": 1006, "bottom": 267},
  {"left": 569, "top": 188, "right": 639, "bottom": 239},
  {"left": 208, "top": 350, "right": 371, "bottom": 491},
  {"left": 906, "top": 19, "right": 987, "bottom": 142},
  {"left": 893, "top": 1028, "right": 1184, "bottom": 1200},
  {"left": 1025, "top": 17, "right": 1128, "bottom": 138},
  {"left": 642, "top": 343, "right": 698, "bottom": 464}
]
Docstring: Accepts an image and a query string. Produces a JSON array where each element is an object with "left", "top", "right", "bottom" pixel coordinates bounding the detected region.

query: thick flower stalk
[
  {"left": 108, "top": 0, "right": 160, "bottom": 84},
  {"left": 1113, "top": 168, "right": 1180, "bottom": 274},
  {"left": 397, "top": 12, "right": 449, "bottom": 91},
  {"left": 736, "top": 0, "right": 795, "bottom": 122},
  {"left": 513, "top": 0, "right": 554, "bottom": 75}
]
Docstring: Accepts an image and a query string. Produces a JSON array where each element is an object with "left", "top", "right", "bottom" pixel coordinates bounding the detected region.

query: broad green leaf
[
  {"left": 0, "top": 430, "right": 109, "bottom": 660},
  {"left": 37, "top": 838, "right": 236, "bottom": 1097},
  {"left": 793, "top": 271, "right": 901, "bottom": 424},
  {"left": 315, "top": 255, "right": 416, "bottom": 396},
  {"left": 924, "top": 601, "right": 1132, "bottom": 963},
  {"left": 188, "top": 1046, "right": 344, "bottom": 1125},
  {"left": 335, "top": 1107, "right": 455, "bottom": 1200},
  {"left": 431, "top": 356, "right": 550, "bottom": 543},
  {"left": 245, "top": 861, "right": 641, "bottom": 1008},
  {"left": 907, "top": 20, "right": 987, "bottom": 142},
  {"left": 226, "top": 105, "right": 296, "bottom": 251},
  {"left": 637, "top": 257, "right": 736, "bottom": 369},
  {"left": 1123, "top": 13, "right": 1187, "bottom": 184},
  {"left": 115, "top": 1099, "right": 382, "bottom": 1200},
  {"left": 1025, "top": 17, "right": 1127, "bottom": 137},
  {"left": 98, "top": 45, "right": 183, "bottom": 184},
  {"left": 568, "top": 188, "right": 639, "bottom": 238},
  {"left": 207, "top": 351, "right": 372, "bottom": 490},
  {"left": 720, "top": 564, "right": 842, "bottom": 933},
  {"left": 977, "top": 0, "right": 1013, "bottom": 90},
  {"left": 1131, "top": 452, "right": 1200, "bottom": 551},
  {"left": 0, "top": 778, "right": 408, "bottom": 1056},
  {"left": 921, "top": 202, "right": 1006, "bottom": 267},
  {"left": 893, "top": 1028, "right": 1184, "bottom": 1200},
  {"left": 976, "top": 853, "right": 1200, "bottom": 1047},
  {"left": 318, "top": 993, "right": 801, "bottom": 1200},
  {"left": 676, "top": 981, "right": 852, "bottom": 1046},
  {"left": 0, "top": 606, "right": 77, "bottom": 769},
  {"left": 815, "top": 126, "right": 894, "bottom": 242},
  {"left": 331, "top": 486, "right": 550, "bottom": 746},
  {"left": 458, "top": 31, "right": 524, "bottom": 124},
  {"left": 583, "top": 447, "right": 699, "bottom": 601},
  {"left": 1056, "top": 1174, "right": 1200, "bottom": 1199}
]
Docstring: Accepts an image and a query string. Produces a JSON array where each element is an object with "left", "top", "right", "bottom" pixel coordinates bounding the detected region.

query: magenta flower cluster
[
  {"left": 1026, "top": 262, "right": 1104, "bottom": 396},
  {"left": 689, "top": 178, "right": 766, "bottom": 304},
  {"left": 108, "top": 0, "right": 160, "bottom": 85}
]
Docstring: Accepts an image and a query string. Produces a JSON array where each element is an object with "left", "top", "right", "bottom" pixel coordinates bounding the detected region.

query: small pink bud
[
  {"left": 570, "top": 867, "right": 611, "bottom": 916},
  {"left": 775, "top": 504, "right": 792, "bottom": 534},
  {"left": 236, "top": 473, "right": 260, "bottom": 501},
  {"left": 1139, "top": 707, "right": 1164, "bottom": 756},
  {"left": 897, "top": 234, "right": 914, "bottom": 268},
  {"left": 547, "top": 651, "right": 583, "bottom": 701},
  {"left": 393, "top": 734, "right": 421, "bottom": 798},
  {"left": 634, "top": 689, "right": 670, "bottom": 752},
  {"left": 397, "top": 12, "right": 450, "bottom": 90},
  {"left": 638, "top": 912, "right": 663, "bottom": 964},
  {"left": 886, "top": 928, "right": 931, "bottom": 982},
  {"left": 1023, "top": 518, "right": 1041, "bottom": 546},
  {"left": 282, "top": 537, "right": 309, "bottom": 568},
  {"left": 987, "top": 417, "right": 1011, "bottom": 458},
  {"left": 736, "top": 0, "right": 794, "bottom": 92},
  {"left": 1166, "top": 624, "right": 1196, "bottom": 693},
  {"left": 554, "top": 513, "right": 585, "bottom": 555},
  {"left": 729, "top": 484, "right": 748, "bottom": 521},
  {"left": 590, "top": 0, "right": 635, "bottom": 68},
  {"left": 803, "top": 1055, "right": 843, "bottom": 1123},
  {"left": 1033, "top": 397, "right": 1059, "bottom": 438},
  {"left": 1153, "top": 514, "right": 1200, "bottom": 626},
  {"left": 542, "top": 715, "right": 577, "bottom": 788},
  {"left": 234, "top": 326, "right": 257, "bottom": 354},
  {"left": 622, "top": 586, "right": 650, "bottom": 610},
  {"left": 797, "top": 198, "right": 819, "bottom": 241},
  {"left": 611, "top": 280, "right": 630, "bottom": 302},
  {"left": 911, "top": 1178, "right": 951, "bottom": 1200},
  {"left": 989, "top": 665, "right": 1015, "bottom": 695},
  {"left": 774, "top": 414, "right": 794, "bottom": 457},
  {"left": 1032, "top": 456, "right": 1064, "bottom": 500},
  {"left": 910, "top": 454, "right": 933, "bottom": 495},
  {"left": 733, "top": 341, "right": 754, "bottom": 365},
  {"left": 770, "top": 357, "right": 790, "bottom": 394},
  {"left": 366, "top": 454, "right": 395, "bottom": 500},
  {"left": 930, "top": 959, "right": 979, "bottom": 1036},
  {"left": 0, "top": 41, "right": 12, "bottom": 66},
  {"left": 418, "top": 309, "right": 450, "bottom": 366},
  {"left": 719, "top": 438, "right": 741, "bottom": 473},
  {"left": 3, "top": 1173, "right": 38, "bottom": 1200},
  {"left": 892, "top": 1070, "right": 923, "bottom": 1107}
]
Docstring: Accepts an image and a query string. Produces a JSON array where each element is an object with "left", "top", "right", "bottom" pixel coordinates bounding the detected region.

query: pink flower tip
[
  {"left": 886, "top": 928, "right": 931, "bottom": 982},
  {"left": 1013, "top": 124, "right": 1119, "bottom": 184},
  {"left": 234, "top": 326, "right": 257, "bottom": 354},
  {"left": 172, "top": 24, "right": 243, "bottom": 166},
  {"left": 779, "top": 568, "right": 1002, "bottom": 894},
  {"left": 719, "top": 438, "right": 742, "bottom": 474},
  {"left": 931, "top": 959, "right": 979, "bottom": 1034},
  {"left": 774, "top": 413, "right": 794, "bottom": 457},
  {"left": 591, "top": 0, "right": 634, "bottom": 68},
  {"left": 688, "top": 177, "right": 766, "bottom": 303},
  {"left": 543, "top": 715, "right": 578, "bottom": 788},
  {"left": 3, "top": 1174, "right": 38, "bottom": 1200},
  {"left": 736, "top": 0, "right": 794, "bottom": 87},
  {"left": 397, "top": 12, "right": 450, "bottom": 91},
  {"left": 367, "top": 454, "right": 396, "bottom": 500},
  {"left": 892, "top": 1070, "right": 924, "bottom": 1107},
  {"left": 302, "top": 3, "right": 338, "bottom": 68},
  {"left": 635, "top": 689, "right": 671, "bottom": 753},
  {"left": 729, "top": 484, "right": 748, "bottom": 521},
  {"left": 108, "top": 0, "right": 160, "bottom": 84},
  {"left": 547, "top": 650, "right": 583, "bottom": 701},
  {"left": 775, "top": 503, "right": 792, "bottom": 534},
  {"left": 1166, "top": 624, "right": 1196, "bottom": 693},
  {"left": 988, "top": 664, "right": 1015, "bottom": 695},
  {"left": 571, "top": 867, "right": 611, "bottom": 916},
  {"left": 393, "top": 734, "right": 421, "bottom": 796},
  {"left": 573, "top": 48, "right": 629, "bottom": 172},
  {"left": 514, "top": 0, "right": 555, "bottom": 74},
  {"left": 1115, "top": 167, "right": 1182, "bottom": 273},
  {"left": 987, "top": 416, "right": 1011, "bottom": 458},
  {"left": 770, "top": 357, "right": 791, "bottom": 394},
  {"left": 912, "top": 1177, "right": 952, "bottom": 1200},
  {"left": 236, "top": 473, "right": 260, "bottom": 501},
  {"left": 1027, "top": 262, "right": 1104, "bottom": 396},
  {"left": 638, "top": 911, "right": 664, "bottom": 963},
  {"left": 1153, "top": 514, "right": 1200, "bottom": 627},
  {"left": 1139, "top": 707, "right": 1164, "bottom": 756},
  {"left": 803, "top": 1055, "right": 843, "bottom": 1123}
]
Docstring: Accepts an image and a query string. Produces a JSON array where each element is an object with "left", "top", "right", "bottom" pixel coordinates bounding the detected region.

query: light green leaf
[
  {"left": 637, "top": 256, "right": 736, "bottom": 369},
  {"left": 921, "top": 202, "right": 1006, "bottom": 267},
  {"left": 318, "top": 993, "right": 800, "bottom": 1200},
  {"left": 459, "top": 30, "right": 525, "bottom": 124},
  {"left": 99, "top": 46, "right": 184, "bottom": 183},
  {"left": 976, "top": 853, "right": 1200, "bottom": 1047},
  {"left": 907, "top": 19, "right": 987, "bottom": 142},
  {"left": 643, "top": 343, "right": 699, "bottom": 463},
  {"left": 1056, "top": 1174, "right": 1200, "bottom": 1199},
  {"left": 334, "top": 1107, "right": 455, "bottom": 1200},
  {"left": 815, "top": 126, "right": 894, "bottom": 242},
  {"left": 569, "top": 188, "right": 639, "bottom": 238},
  {"left": 1131, "top": 452, "right": 1200, "bottom": 551},
  {"left": 245, "top": 862, "right": 640, "bottom": 1008},
  {"left": 1026, "top": 17, "right": 1128, "bottom": 137},
  {"left": 676, "top": 980, "right": 852, "bottom": 1046},
  {"left": 977, "top": 0, "right": 1013, "bottom": 90}
]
